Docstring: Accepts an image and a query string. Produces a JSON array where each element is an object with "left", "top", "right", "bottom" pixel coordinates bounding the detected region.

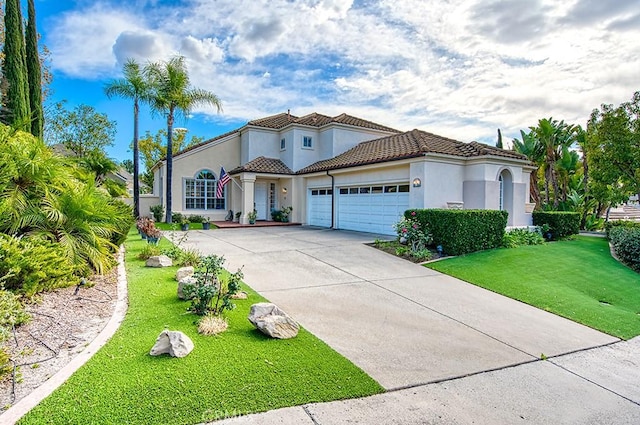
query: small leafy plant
[
  {"left": 393, "top": 213, "right": 432, "bottom": 253},
  {"left": 149, "top": 205, "right": 164, "bottom": 222},
  {"left": 183, "top": 255, "right": 244, "bottom": 316}
]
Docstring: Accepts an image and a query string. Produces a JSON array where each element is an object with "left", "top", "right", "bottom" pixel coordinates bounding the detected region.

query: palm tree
[
  {"left": 144, "top": 56, "right": 222, "bottom": 223},
  {"left": 104, "top": 59, "right": 151, "bottom": 218},
  {"left": 531, "top": 118, "right": 577, "bottom": 208},
  {"left": 512, "top": 129, "right": 543, "bottom": 208}
]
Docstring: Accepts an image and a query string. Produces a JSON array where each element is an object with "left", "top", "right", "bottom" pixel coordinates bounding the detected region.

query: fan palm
[
  {"left": 104, "top": 59, "right": 152, "bottom": 218},
  {"left": 144, "top": 56, "right": 222, "bottom": 223}
]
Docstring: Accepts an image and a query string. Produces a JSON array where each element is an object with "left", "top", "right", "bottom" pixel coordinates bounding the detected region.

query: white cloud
[{"left": 44, "top": 0, "right": 640, "bottom": 146}]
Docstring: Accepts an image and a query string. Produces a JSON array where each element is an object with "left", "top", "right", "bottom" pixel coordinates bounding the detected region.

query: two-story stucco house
[{"left": 145, "top": 111, "right": 535, "bottom": 235}]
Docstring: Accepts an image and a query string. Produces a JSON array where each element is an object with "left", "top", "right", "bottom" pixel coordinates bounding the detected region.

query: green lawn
[
  {"left": 427, "top": 236, "right": 640, "bottom": 340},
  {"left": 20, "top": 230, "right": 382, "bottom": 424}
]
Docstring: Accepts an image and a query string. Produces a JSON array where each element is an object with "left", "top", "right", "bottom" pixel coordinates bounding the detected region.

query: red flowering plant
[{"left": 393, "top": 216, "right": 432, "bottom": 253}]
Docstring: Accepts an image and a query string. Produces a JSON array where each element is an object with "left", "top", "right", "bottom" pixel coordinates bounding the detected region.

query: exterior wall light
[
  {"left": 282, "top": 187, "right": 288, "bottom": 194},
  {"left": 412, "top": 178, "right": 422, "bottom": 188}
]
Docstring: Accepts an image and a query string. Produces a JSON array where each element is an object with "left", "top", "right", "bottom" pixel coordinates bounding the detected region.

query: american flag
[{"left": 216, "top": 166, "right": 230, "bottom": 198}]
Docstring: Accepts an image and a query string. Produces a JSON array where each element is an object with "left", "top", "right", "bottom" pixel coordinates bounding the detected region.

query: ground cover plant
[
  {"left": 19, "top": 229, "right": 383, "bottom": 424},
  {"left": 426, "top": 236, "right": 640, "bottom": 339}
]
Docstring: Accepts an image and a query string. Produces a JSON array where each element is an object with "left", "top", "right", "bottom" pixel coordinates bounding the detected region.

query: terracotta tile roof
[
  {"left": 174, "top": 128, "right": 240, "bottom": 157},
  {"left": 248, "top": 111, "right": 400, "bottom": 132},
  {"left": 297, "top": 129, "right": 529, "bottom": 174},
  {"left": 248, "top": 112, "right": 297, "bottom": 129},
  {"left": 229, "top": 156, "right": 294, "bottom": 175}
]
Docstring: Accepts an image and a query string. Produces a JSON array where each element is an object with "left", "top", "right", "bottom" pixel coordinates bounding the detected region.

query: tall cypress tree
[
  {"left": 25, "top": 0, "right": 43, "bottom": 138},
  {"left": 2, "top": 0, "right": 31, "bottom": 131}
]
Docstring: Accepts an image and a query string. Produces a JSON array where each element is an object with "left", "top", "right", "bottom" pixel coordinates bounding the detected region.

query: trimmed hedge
[
  {"left": 405, "top": 209, "right": 507, "bottom": 255},
  {"left": 609, "top": 226, "right": 640, "bottom": 272},
  {"left": 605, "top": 220, "right": 640, "bottom": 238},
  {"left": 532, "top": 211, "right": 580, "bottom": 240}
]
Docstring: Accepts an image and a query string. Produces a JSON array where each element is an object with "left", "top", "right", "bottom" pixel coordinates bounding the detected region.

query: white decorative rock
[
  {"left": 175, "top": 266, "right": 194, "bottom": 281},
  {"left": 231, "top": 291, "right": 248, "bottom": 300},
  {"left": 149, "top": 330, "right": 194, "bottom": 358},
  {"left": 248, "top": 303, "right": 299, "bottom": 339},
  {"left": 177, "top": 276, "right": 198, "bottom": 300},
  {"left": 146, "top": 255, "right": 173, "bottom": 268}
]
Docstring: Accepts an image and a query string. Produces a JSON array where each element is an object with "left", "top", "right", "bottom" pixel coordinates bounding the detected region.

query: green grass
[
  {"left": 19, "top": 230, "right": 382, "bottom": 424},
  {"left": 427, "top": 236, "right": 640, "bottom": 339},
  {"left": 155, "top": 222, "right": 217, "bottom": 231}
]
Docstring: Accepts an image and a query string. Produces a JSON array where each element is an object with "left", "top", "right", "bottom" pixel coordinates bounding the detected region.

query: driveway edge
[{"left": 0, "top": 246, "right": 130, "bottom": 425}]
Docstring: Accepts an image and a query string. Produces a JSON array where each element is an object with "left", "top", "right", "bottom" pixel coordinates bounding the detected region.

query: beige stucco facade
[{"left": 148, "top": 113, "right": 535, "bottom": 232}]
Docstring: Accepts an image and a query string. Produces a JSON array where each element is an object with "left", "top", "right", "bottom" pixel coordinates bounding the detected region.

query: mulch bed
[
  {"left": 367, "top": 240, "right": 447, "bottom": 263},
  {"left": 0, "top": 269, "right": 118, "bottom": 410}
]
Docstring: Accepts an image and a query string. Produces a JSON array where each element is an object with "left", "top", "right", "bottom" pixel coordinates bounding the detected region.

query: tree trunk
[
  {"left": 133, "top": 99, "right": 140, "bottom": 218},
  {"left": 530, "top": 170, "right": 541, "bottom": 207},
  {"left": 544, "top": 165, "right": 551, "bottom": 206},
  {"left": 165, "top": 107, "right": 174, "bottom": 223}
]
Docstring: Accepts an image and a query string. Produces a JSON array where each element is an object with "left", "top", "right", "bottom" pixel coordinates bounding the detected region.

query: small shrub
[
  {"left": 188, "top": 215, "right": 204, "bottom": 224},
  {"left": 393, "top": 214, "right": 432, "bottom": 253},
  {"left": 503, "top": 228, "right": 545, "bottom": 248},
  {"left": 109, "top": 200, "right": 134, "bottom": 247},
  {"left": 171, "top": 212, "right": 184, "bottom": 223},
  {"left": 198, "top": 315, "right": 228, "bottom": 335},
  {"left": 411, "top": 248, "right": 432, "bottom": 261},
  {"left": 609, "top": 227, "right": 640, "bottom": 272},
  {"left": 178, "top": 248, "right": 202, "bottom": 267},
  {"left": 532, "top": 211, "right": 580, "bottom": 240},
  {"left": 183, "top": 255, "right": 243, "bottom": 316},
  {"left": 138, "top": 245, "right": 161, "bottom": 260},
  {"left": 150, "top": 205, "right": 164, "bottom": 222},
  {"left": 406, "top": 209, "right": 507, "bottom": 256},
  {"left": 0, "top": 348, "right": 11, "bottom": 377},
  {"left": 0, "top": 235, "right": 79, "bottom": 297},
  {"left": 0, "top": 290, "right": 30, "bottom": 342}
]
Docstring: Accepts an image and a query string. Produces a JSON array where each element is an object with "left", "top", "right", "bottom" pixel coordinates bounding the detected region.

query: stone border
[{"left": 0, "top": 246, "right": 129, "bottom": 425}]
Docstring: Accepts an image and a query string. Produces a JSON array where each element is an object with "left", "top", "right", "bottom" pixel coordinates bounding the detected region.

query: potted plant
[
  {"left": 180, "top": 216, "right": 190, "bottom": 231},
  {"left": 202, "top": 217, "right": 211, "bottom": 230},
  {"left": 247, "top": 210, "right": 257, "bottom": 225},
  {"left": 234, "top": 211, "right": 242, "bottom": 223},
  {"left": 280, "top": 206, "right": 293, "bottom": 223},
  {"left": 147, "top": 228, "right": 162, "bottom": 245},
  {"left": 149, "top": 204, "right": 164, "bottom": 223}
]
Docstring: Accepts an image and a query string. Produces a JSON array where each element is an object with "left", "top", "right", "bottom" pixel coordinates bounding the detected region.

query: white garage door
[
  {"left": 308, "top": 188, "right": 332, "bottom": 227},
  {"left": 337, "top": 184, "right": 410, "bottom": 235}
]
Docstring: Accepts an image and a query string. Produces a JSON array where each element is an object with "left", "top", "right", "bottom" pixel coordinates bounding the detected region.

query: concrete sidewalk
[{"left": 177, "top": 227, "right": 639, "bottom": 424}]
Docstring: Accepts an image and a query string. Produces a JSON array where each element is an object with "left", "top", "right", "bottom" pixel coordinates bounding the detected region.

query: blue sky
[{"left": 34, "top": 0, "right": 640, "bottom": 163}]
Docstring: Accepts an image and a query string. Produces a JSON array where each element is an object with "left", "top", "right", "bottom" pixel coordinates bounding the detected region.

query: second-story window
[
  {"left": 280, "top": 138, "right": 286, "bottom": 150},
  {"left": 303, "top": 136, "right": 313, "bottom": 148}
]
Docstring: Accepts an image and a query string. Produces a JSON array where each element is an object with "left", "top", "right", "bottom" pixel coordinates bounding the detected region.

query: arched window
[{"left": 184, "top": 170, "right": 226, "bottom": 210}]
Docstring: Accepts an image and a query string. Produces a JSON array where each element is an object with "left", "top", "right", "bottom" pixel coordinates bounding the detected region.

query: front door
[{"left": 255, "top": 182, "right": 268, "bottom": 220}]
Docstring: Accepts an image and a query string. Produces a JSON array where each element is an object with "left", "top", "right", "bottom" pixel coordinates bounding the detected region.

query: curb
[{"left": 0, "top": 246, "right": 129, "bottom": 424}]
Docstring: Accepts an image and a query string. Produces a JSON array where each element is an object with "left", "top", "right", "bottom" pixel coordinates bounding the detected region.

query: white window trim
[{"left": 302, "top": 135, "right": 313, "bottom": 150}]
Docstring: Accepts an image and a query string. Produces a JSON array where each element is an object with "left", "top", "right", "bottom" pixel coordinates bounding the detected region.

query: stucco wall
[
  {"left": 424, "top": 160, "right": 465, "bottom": 208},
  {"left": 166, "top": 136, "right": 241, "bottom": 220}
]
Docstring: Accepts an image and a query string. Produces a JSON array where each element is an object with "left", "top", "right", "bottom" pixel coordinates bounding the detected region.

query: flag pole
[{"left": 220, "top": 164, "right": 243, "bottom": 191}]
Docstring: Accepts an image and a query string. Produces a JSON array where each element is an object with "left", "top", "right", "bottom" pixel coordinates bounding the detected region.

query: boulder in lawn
[
  {"left": 177, "top": 276, "right": 198, "bottom": 300},
  {"left": 146, "top": 255, "right": 173, "bottom": 268},
  {"left": 175, "top": 266, "right": 194, "bottom": 281},
  {"left": 248, "top": 303, "right": 299, "bottom": 339},
  {"left": 149, "top": 330, "right": 193, "bottom": 358}
]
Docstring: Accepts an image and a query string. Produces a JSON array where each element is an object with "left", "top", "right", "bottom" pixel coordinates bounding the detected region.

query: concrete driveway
[{"left": 177, "top": 227, "right": 640, "bottom": 424}]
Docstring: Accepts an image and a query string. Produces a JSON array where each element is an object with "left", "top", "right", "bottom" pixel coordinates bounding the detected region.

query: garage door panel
[
  {"left": 337, "top": 184, "right": 409, "bottom": 236},
  {"left": 308, "top": 188, "right": 332, "bottom": 228}
]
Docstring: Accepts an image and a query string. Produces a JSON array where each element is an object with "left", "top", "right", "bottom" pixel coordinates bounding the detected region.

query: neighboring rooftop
[
  {"left": 229, "top": 156, "right": 294, "bottom": 175},
  {"left": 297, "top": 129, "right": 529, "bottom": 174}
]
